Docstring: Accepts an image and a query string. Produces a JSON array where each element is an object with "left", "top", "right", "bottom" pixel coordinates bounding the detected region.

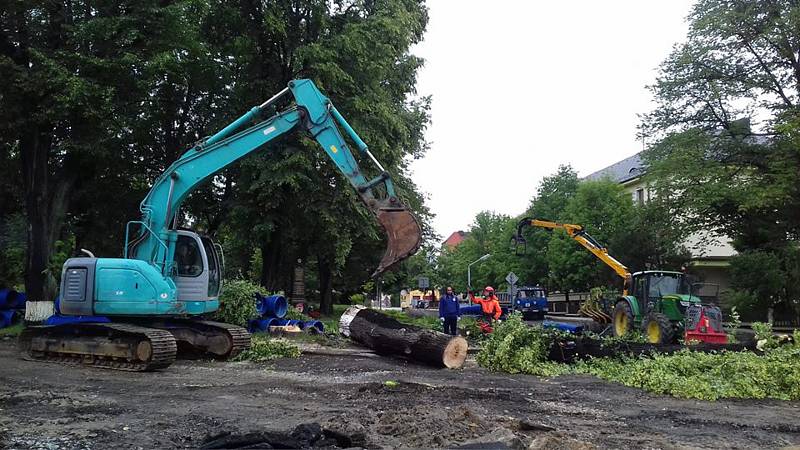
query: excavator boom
[{"left": 130, "top": 79, "right": 420, "bottom": 277}]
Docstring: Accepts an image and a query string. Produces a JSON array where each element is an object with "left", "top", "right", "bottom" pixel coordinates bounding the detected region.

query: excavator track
[
  {"left": 145, "top": 319, "right": 251, "bottom": 360},
  {"left": 19, "top": 323, "right": 177, "bottom": 371}
]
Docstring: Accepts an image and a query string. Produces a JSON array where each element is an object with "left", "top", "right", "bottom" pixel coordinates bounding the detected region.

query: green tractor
[
  {"left": 613, "top": 270, "right": 718, "bottom": 343},
  {"left": 512, "top": 219, "right": 727, "bottom": 344}
]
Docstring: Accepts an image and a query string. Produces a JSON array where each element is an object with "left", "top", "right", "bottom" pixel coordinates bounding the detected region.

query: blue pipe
[
  {"left": 248, "top": 318, "right": 278, "bottom": 333},
  {"left": 460, "top": 305, "right": 482, "bottom": 316},
  {"left": 255, "top": 294, "right": 288, "bottom": 318},
  {"left": 0, "top": 289, "right": 25, "bottom": 309},
  {"left": 0, "top": 310, "right": 14, "bottom": 328}
]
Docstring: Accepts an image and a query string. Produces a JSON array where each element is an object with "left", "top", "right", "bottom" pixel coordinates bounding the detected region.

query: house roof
[
  {"left": 583, "top": 152, "right": 645, "bottom": 184},
  {"left": 442, "top": 231, "right": 468, "bottom": 249}
]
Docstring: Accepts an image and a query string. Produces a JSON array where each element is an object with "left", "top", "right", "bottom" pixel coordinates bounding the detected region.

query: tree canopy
[
  {"left": 0, "top": 0, "right": 432, "bottom": 311},
  {"left": 642, "top": 0, "right": 800, "bottom": 321}
]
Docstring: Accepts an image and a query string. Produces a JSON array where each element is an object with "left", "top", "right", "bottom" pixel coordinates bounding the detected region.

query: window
[
  {"left": 636, "top": 188, "right": 645, "bottom": 206},
  {"left": 202, "top": 237, "right": 220, "bottom": 297},
  {"left": 174, "top": 235, "right": 204, "bottom": 277}
]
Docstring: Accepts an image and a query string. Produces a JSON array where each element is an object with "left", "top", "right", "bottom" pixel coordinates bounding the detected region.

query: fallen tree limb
[{"left": 549, "top": 337, "right": 758, "bottom": 362}]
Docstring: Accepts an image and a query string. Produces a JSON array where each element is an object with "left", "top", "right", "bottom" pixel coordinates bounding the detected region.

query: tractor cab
[
  {"left": 629, "top": 270, "right": 695, "bottom": 313},
  {"left": 172, "top": 230, "right": 224, "bottom": 302}
]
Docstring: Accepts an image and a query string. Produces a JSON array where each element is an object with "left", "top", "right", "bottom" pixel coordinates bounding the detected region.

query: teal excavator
[{"left": 19, "top": 79, "right": 422, "bottom": 370}]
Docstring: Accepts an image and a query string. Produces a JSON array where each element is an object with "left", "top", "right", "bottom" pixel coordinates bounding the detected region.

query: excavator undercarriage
[
  {"left": 19, "top": 320, "right": 250, "bottom": 371},
  {"left": 20, "top": 323, "right": 178, "bottom": 371}
]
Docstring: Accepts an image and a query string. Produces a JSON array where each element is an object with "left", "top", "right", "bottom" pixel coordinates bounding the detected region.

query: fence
[{"left": 546, "top": 291, "right": 591, "bottom": 315}]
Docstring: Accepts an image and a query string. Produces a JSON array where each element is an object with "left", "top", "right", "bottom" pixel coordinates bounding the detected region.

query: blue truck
[{"left": 498, "top": 285, "right": 549, "bottom": 320}]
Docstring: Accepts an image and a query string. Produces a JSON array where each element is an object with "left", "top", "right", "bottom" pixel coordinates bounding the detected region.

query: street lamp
[{"left": 467, "top": 254, "right": 491, "bottom": 291}]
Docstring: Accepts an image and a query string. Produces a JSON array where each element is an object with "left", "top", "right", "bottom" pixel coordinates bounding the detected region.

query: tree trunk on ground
[
  {"left": 318, "top": 255, "right": 333, "bottom": 315},
  {"left": 339, "top": 306, "right": 468, "bottom": 369}
]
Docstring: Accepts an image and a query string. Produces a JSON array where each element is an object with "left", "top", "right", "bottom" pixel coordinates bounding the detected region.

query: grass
[{"left": 0, "top": 323, "right": 24, "bottom": 337}]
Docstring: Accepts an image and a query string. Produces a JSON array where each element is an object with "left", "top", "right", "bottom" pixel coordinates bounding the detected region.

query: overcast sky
[{"left": 408, "top": 0, "right": 695, "bottom": 240}]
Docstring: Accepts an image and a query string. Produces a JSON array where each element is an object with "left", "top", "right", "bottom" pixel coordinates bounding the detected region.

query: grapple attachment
[{"left": 373, "top": 204, "right": 422, "bottom": 277}]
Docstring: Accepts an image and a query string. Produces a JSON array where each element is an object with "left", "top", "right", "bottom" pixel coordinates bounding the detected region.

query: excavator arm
[
  {"left": 513, "top": 218, "right": 632, "bottom": 294},
  {"left": 128, "top": 79, "right": 421, "bottom": 277}
]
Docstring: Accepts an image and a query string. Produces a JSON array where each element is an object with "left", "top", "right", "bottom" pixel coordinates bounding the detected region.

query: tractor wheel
[
  {"left": 613, "top": 301, "right": 634, "bottom": 337},
  {"left": 643, "top": 312, "right": 674, "bottom": 344}
]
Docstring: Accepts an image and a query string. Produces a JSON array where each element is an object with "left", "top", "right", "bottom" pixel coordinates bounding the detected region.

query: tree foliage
[
  {"left": 0, "top": 0, "right": 431, "bottom": 310},
  {"left": 435, "top": 165, "right": 688, "bottom": 295},
  {"left": 642, "top": 0, "right": 800, "bottom": 321}
]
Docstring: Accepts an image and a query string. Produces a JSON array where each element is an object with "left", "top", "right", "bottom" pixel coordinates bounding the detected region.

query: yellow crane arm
[{"left": 513, "top": 218, "right": 632, "bottom": 294}]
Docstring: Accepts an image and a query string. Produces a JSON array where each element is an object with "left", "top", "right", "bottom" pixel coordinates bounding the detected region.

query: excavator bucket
[{"left": 373, "top": 206, "right": 422, "bottom": 277}]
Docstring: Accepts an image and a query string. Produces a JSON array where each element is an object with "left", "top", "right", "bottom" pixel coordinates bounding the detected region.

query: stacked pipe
[
  {"left": 0, "top": 288, "right": 27, "bottom": 328},
  {"left": 247, "top": 294, "right": 325, "bottom": 334}
]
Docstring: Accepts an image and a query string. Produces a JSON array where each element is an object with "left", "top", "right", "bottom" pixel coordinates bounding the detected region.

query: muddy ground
[{"left": 0, "top": 338, "right": 798, "bottom": 450}]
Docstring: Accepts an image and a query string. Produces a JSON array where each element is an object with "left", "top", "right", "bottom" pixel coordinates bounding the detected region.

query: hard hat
[{"left": 484, "top": 286, "right": 494, "bottom": 292}]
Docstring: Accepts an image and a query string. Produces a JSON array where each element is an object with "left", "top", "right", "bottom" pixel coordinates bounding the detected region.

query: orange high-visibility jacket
[{"left": 470, "top": 293, "right": 502, "bottom": 320}]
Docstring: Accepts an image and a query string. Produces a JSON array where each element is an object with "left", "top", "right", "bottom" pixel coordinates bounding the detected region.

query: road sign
[
  {"left": 417, "top": 276, "right": 429, "bottom": 289},
  {"left": 505, "top": 272, "right": 519, "bottom": 286}
]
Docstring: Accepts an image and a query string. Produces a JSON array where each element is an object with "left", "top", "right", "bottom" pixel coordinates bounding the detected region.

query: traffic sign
[
  {"left": 417, "top": 276, "right": 429, "bottom": 289},
  {"left": 505, "top": 272, "right": 519, "bottom": 286}
]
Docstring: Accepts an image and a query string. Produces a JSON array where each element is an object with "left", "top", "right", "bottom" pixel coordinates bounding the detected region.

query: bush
[
  {"left": 213, "top": 279, "right": 260, "bottom": 327},
  {"left": 476, "top": 314, "right": 571, "bottom": 377},
  {"left": 234, "top": 335, "right": 301, "bottom": 362}
]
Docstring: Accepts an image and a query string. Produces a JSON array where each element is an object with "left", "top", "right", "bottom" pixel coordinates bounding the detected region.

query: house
[
  {"left": 442, "top": 230, "right": 469, "bottom": 250},
  {"left": 584, "top": 152, "right": 735, "bottom": 295}
]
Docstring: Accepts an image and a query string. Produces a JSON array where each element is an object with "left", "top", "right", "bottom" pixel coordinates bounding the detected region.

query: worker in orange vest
[{"left": 470, "top": 286, "right": 502, "bottom": 324}]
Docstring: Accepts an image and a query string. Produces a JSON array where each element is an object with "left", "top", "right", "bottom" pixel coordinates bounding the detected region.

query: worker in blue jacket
[{"left": 439, "top": 286, "right": 461, "bottom": 335}]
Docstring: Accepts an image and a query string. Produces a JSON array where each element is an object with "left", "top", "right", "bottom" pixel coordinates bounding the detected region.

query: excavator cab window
[
  {"left": 201, "top": 237, "right": 221, "bottom": 298},
  {"left": 174, "top": 235, "right": 203, "bottom": 277}
]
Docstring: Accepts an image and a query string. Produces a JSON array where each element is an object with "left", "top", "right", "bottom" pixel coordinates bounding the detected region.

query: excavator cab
[{"left": 172, "top": 230, "right": 223, "bottom": 301}]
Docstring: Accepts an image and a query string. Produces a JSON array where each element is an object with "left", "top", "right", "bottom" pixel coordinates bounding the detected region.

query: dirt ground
[{"left": 0, "top": 337, "right": 798, "bottom": 450}]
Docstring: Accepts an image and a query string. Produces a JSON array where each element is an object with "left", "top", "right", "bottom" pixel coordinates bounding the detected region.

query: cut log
[{"left": 339, "top": 306, "right": 468, "bottom": 369}]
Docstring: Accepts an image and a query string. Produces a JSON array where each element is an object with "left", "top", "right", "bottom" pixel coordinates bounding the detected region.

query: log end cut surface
[{"left": 442, "top": 336, "right": 468, "bottom": 369}]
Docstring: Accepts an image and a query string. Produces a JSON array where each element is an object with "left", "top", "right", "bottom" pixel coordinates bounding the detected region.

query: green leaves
[
  {"left": 213, "top": 279, "right": 260, "bottom": 327},
  {"left": 234, "top": 335, "right": 301, "bottom": 362},
  {"left": 578, "top": 346, "right": 800, "bottom": 401},
  {"left": 477, "top": 314, "right": 572, "bottom": 377},
  {"left": 478, "top": 316, "right": 800, "bottom": 401}
]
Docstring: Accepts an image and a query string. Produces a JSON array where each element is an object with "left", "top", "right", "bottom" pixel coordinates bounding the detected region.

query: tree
[
  {"left": 0, "top": 0, "right": 432, "bottom": 313},
  {"left": 515, "top": 165, "right": 580, "bottom": 290},
  {"left": 199, "top": 0, "right": 431, "bottom": 314},
  {"left": 642, "top": 0, "right": 800, "bottom": 321},
  {"left": 0, "top": 1, "right": 220, "bottom": 301},
  {"left": 545, "top": 180, "right": 636, "bottom": 293}
]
